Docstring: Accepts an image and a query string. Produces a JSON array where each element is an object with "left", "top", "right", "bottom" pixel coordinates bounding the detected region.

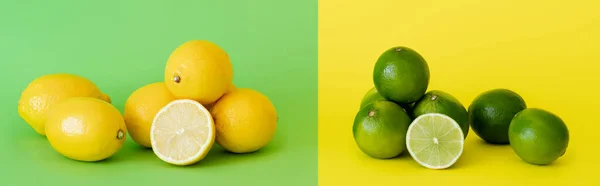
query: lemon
[
  {"left": 164, "top": 40, "right": 234, "bottom": 105},
  {"left": 406, "top": 113, "right": 464, "bottom": 169},
  {"left": 124, "top": 82, "right": 175, "bottom": 148},
  {"left": 151, "top": 99, "right": 215, "bottom": 166},
  {"left": 210, "top": 88, "right": 277, "bottom": 153},
  {"left": 45, "top": 97, "right": 126, "bottom": 162},
  {"left": 226, "top": 83, "right": 237, "bottom": 93},
  {"left": 18, "top": 74, "right": 110, "bottom": 136},
  {"left": 205, "top": 83, "right": 236, "bottom": 110}
]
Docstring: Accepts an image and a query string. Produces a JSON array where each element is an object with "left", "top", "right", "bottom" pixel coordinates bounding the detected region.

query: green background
[{"left": 0, "top": 0, "right": 317, "bottom": 185}]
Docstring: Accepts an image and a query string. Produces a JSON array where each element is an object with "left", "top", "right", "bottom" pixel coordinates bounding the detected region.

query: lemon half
[{"left": 150, "top": 99, "right": 215, "bottom": 166}]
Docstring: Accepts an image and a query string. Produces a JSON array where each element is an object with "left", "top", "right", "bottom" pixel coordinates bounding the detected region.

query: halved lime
[{"left": 406, "top": 113, "right": 464, "bottom": 169}]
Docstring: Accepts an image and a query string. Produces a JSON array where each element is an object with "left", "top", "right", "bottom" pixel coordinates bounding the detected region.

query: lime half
[{"left": 406, "top": 113, "right": 464, "bottom": 169}]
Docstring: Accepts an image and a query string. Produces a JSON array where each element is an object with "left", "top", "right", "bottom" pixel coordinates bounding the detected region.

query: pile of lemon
[{"left": 17, "top": 40, "right": 278, "bottom": 166}]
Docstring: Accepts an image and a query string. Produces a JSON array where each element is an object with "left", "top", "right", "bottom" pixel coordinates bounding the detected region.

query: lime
[
  {"left": 373, "top": 46, "right": 430, "bottom": 104},
  {"left": 360, "top": 87, "right": 414, "bottom": 115},
  {"left": 509, "top": 108, "right": 569, "bottom": 165},
  {"left": 412, "top": 90, "right": 469, "bottom": 138},
  {"left": 359, "top": 87, "right": 387, "bottom": 109},
  {"left": 406, "top": 113, "right": 464, "bottom": 169},
  {"left": 468, "top": 89, "right": 526, "bottom": 144},
  {"left": 353, "top": 100, "right": 412, "bottom": 159}
]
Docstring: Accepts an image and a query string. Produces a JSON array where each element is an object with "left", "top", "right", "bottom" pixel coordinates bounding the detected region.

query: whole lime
[
  {"left": 360, "top": 87, "right": 413, "bottom": 115},
  {"left": 373, "top": 46, "right": 430, "bottom": 104},
  {"left": 468, "top": 89, "right": 526, "bottom": 144},
  {"left": 359, "top": 87, "right": 387, "bottom": 109},
  {"left": 509, "top": 108, "right": 569, "bottom": 165},
  {"left": 353, "top": 100, "right": 412, "bottom": 159},
  {"left": 412, "top": 90, "right": 469, "bottom": 138}
]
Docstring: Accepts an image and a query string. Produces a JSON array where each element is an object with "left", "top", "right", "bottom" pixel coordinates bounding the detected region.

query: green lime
[
  {"left": 412, "top": 90, "right": 469, "bottom": 138},
  {"left": 359, "top": 87, "right": 413, "bottom": 114},
  {"left": 373, "top": 46, "right": 430, "bottom": 104},
  {"left": 359, "top": 87, "right": 387, "bottom": 109},
  {"left": 468, "top": 89, "right": 527, "bottom": 144},
  {"left": 406, "top": 113, "right": 464, "bottom": 169},
  {"left": 509, "top": 108, "right": 569, "bottom": 165},
  {"left": 353, "top": 100, "right": 412, "bottom": 159}
]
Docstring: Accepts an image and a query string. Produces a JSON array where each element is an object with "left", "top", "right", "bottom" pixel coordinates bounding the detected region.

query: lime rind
[{"left": 406, "top": 113, "right": 464, "bottom": 169}]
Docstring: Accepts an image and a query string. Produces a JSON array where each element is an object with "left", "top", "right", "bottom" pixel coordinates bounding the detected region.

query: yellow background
[{"left": 318, "top": 0, "right": 600, "bottom": 185}]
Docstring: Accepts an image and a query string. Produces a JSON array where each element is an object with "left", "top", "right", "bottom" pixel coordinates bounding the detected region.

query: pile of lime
[
  {"left": 18, "top": 40, "right": 278, "bottom": 166},
  {"left": 353, "top": 46, "right": 569, "bottom": 169}
]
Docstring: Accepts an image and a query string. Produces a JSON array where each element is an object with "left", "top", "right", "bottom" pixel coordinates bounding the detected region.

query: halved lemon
[
  {"left": 406, "top": 113, "right": 464, "bottom": 169},
  {"left": 150, "top": 99, "right": 215, "bottom": 166}
]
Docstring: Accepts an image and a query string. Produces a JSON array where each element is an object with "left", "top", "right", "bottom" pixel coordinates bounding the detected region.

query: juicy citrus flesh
[
  {"left": 509, "top": 108, "right": 569, "bottom": 165},
  {"left": 406, "top": 113, "right": 464, "bottom": 169},
  {"left": 210, "top": 88, "right": 277, "bottom": 153},
  {"left": 468, "top": 88, "right": 527, "bottom": 144},
  {"left": 151, "top": 99, "right": 215, "bottom": 166},
  {"left": 18, "top": 73, "right": 110, "bottom": 135},
  {"left": 124, "top": 82, "right": 176, "bottom": 148},
  {"left": 45, "top": 97, "right": 126, "bottom": 162},
  {"left": 373, "top": 46, "right": 430, "bottom": 104},
  {"left": 164, "top": 40, "right": 233, "bottom": 105},
  {"left": 353, "top": 100, "right": 412, "bottom": 159},
  {"left": 412, "top": 90, "right": 469, "bottom": 138}
]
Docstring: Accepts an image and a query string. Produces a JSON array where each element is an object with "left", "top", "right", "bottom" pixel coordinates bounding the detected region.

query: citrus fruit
[
  {"left": 45, "top": 97, "right": 126, "bottom": 162},
  {"left": 412, "top": 90, "right": 469, "bottom": 138},
  {"left": 509, "top": 108, "right": 569, "bottom": 165},
  {"left": 205, "top": 83, "right": 237, "bottom": 110},
  {"left": 210, "top": 88, "right": 277, "bottom": 153},
  {"left": 406, "top": 113, "right": 464, "bottom": 169},
  {"left": 359, "top": 87, "right": 387, "bottom": 109},
  {"left": 373, "top": 46, "right": 430, "bottom": 104},
  {"left": 124, "top": 82, "right": 175, "bottom": 148},
  {"left": 164, "top": 40, "right": 234, "bottom": 105},
  {"left": 151, "top": 99, "right": 215, "bottom": 166},
  {"left": 360, "top": 87, "right": 414, "bottom": 115},
  {"left": 468, "top": 89, "right": 526, "bottom": 144},
  {"left": 353, "top": 100, "right": 412, "bottom": 159},
  {"left": 18, "top": 73, "right": 110, "bottom": 136},
  {"left": 226, "top": 83, "right": 237, "bottom": 93}
]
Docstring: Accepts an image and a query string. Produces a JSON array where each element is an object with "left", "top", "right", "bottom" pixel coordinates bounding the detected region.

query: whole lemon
[
  {"left": 124, "top": 82, "right": 175, "bottom": 148},
  {"left": 225, "top": 83, "right": 237, "bottom": 94},
  {"left": 45, "top": 97, "right": 126, "bottom": 162},
  {"left": 164, "top": 40, "right": 233, "bottom": 105},
  {"left": 210, "top": 88, "right": 277, "bottom": 153},
  {"left": 18, "top": 74, "right": 111, "bottom": 135},
  {"left": 205, "top": 83, "right": 237, "bottom": 110}
]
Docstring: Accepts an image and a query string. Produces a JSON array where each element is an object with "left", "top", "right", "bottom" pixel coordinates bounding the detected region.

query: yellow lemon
[
  {"left": 18, "top": 74, "right": 110, "bottom": 135},
  {"left": 45, "top": 97, "right": 126, "bottom": 162},
  {"left": 124, "top": 82, "right": 175, "bottom": 148},
  {"left": 151, "top": 99, "right": 215, "bottom": 166},
  {"left": 205, "top": 83, "right": 237, "bottom": 110},
  {"left": 210, "top": 88, "right": 277, "bottom": 153},
  {"left": 226, "top": 83, "right": 237, "bottom": 93},
  {"left": 164, "top": 40, "right": 233, "bottom": 105}
]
